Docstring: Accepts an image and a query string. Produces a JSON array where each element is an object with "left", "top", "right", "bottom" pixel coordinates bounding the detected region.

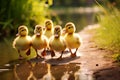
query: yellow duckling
[
  {"left": 44, "top": 19, "right": 54, "bottom": 39},
  {"left": 49, "top": 25, "right": 66, "bottom": 60},
  {"left": 64, "top": 22, "right": 81, "bottom": 57},
  {"left": 13, "top": 25, "right": 32, "bottom": 59},
  {"left": 32, "top": 25, "right": 48, "bottom": 58}
]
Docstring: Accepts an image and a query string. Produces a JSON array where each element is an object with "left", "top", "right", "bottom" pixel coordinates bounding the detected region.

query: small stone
[{"left": 96, "top": 64, "right": 99, "bottom": 66}]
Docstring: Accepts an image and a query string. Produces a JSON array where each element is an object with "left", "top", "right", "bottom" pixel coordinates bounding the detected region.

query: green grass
[
  {"left": 94, "top": 6, "right": 120, "bottom": 52},
  {"left": 94, "top": 1, "right": 120, "bottom": 61}
]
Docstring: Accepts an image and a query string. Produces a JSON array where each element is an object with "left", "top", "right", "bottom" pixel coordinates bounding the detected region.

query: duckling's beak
[
  {"left": 16, "top": 33, "right": 19, "bottom": 36},
  {"left": 55, "top": 34, "right": 59, "bottom": 38},
  {"left": 36, "top": 33, "right": 40, "bottom": 36}
]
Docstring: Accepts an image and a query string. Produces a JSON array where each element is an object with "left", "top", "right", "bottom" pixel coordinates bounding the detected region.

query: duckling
[
  {"left": 64, "top": 22, "right": 81, "bottom": 57},
  {"left": 13, "top": 25, "right": 32, "bottom": 59},
  {"left": 32, "top": 25, "right": 48, "bottom": 58},
  {"left": 44, "top": 19, "right": 54, "bottom": 39},
  {"left": 49, "top": 25, "right": 66, "bottom": 60}
]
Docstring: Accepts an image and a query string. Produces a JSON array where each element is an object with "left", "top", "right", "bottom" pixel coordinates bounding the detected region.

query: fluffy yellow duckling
[
  {"left": 64, "top": 22, "right": 81, "bottom": 57},
  {"left": 44, "top": 19, "right": 54, "bottom": 39},
  {"left": 13, "top": 25, "right": 32, "bottom": 59},
  {"left": 32, "top": 25, "right": 48, "bottom": 58},
  {"left": 49, "top": 25, "right": 66, "bottom": 60}
]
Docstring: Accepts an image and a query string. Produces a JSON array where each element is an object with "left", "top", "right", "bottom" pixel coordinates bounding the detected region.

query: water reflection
[
  {"left": 27, "top": 71, "right": 37, "bottom": 80},
  {"left": 74, "top": 65, "right": 95, "bottom": 80},
  {"left": 61, "top": 71, "right": 70, "bottom": 80},
  {"left": 42, "top": 64, "right": 55, "bottom": 80},
  {"left": 0, "top": 60, "right": 81, "bottom": 80}
]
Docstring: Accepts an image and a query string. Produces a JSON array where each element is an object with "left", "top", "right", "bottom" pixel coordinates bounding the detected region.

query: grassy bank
[{"left": 94, "top": 3, "right": 120, "bottom": 61}]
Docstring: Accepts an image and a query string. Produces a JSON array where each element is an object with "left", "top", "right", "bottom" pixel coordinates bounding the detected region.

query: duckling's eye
[
  {"left": 46, "top": 22, "right": 51, "bottom": 25},
  {"left": 21, "top": 29, "right": 26, "bottom": 31},
  {"left": 68, "top": 27, "right": 71, "bottom": 29}
]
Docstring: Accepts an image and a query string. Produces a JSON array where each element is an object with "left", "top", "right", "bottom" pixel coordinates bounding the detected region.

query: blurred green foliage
[
  {"left": 108, "top": 0, "right": 120, "bottom": 9},
  {"left": 112, "top": 53, "right": 120, "bottom": 62},
  {"left": 52, "top": 0, "right": 95, "bottom": 7},
  {"left": 0, "top": 0, "right": 52, "bottom": 37}
]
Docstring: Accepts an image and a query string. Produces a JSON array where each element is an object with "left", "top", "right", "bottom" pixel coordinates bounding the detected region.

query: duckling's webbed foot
[
  {"left": 70, "top": 48, "right": 77, "bottom": 58},
  {"left": 71, "top": 53, "right": 76, "bottom": 58},
  {"left": 41, "top": 49, "right": 46, "bottom": 57},
  {"left": 51, "top": 50, "right": 55, "bottom": 57},
  {"left": 57, "top": 57, "right": 62, "bottom": 60}
]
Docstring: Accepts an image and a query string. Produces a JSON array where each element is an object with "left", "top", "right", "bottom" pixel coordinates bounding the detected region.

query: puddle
[{"left": 0, "top": 59, "right": 95, "bottom": 80}]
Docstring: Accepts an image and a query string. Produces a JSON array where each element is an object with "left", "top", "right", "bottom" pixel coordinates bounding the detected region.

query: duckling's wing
[
  {"left": 76, "top": 37, "right": 80, "bottom": 44},
  {"left": 12, "top": 37, "right": 18, "bottom": 48},
  {"left": 75, "top": 34, "right": 81, "bottom": 45}
]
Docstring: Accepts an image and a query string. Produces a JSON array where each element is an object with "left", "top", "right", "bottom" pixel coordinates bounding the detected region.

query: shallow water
[{"left": 0, "top": 59, "right": 96, "bottom": 80}]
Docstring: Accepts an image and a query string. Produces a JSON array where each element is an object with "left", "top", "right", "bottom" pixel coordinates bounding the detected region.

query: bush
[{"left": 0, "top": 0, "right": 52, "bottom": 37}]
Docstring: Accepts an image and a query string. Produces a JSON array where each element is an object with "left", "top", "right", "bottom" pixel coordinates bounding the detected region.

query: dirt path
[{"left": 77, "top": 24, "right": 120, "bottom": 80}]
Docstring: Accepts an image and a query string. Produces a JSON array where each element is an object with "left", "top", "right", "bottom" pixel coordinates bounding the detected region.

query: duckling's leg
[
  {"left": 69, "top": 49, "right": 73, "bottom": 54},
  {"left": 26, "top": 48, "right": 31, "bottom": 56},
  {"left": 35, "top": 49, "right": 41, "bottom": 59},
  {"left": 41, "top": 48, "right": 46, "bottom": 57},
  {"left": 69, "top": 49, "right": 74, "bottom": 57},
  {"left": 57, "top": 51, "right": 64, "bottom": 60},
  {"left": 74, "top": 48, "right": 78, "bottom": 56},
  {"left": 18, "top": 50, "right": 23, "bottom": 60},
  {"left": 50, "top": 50, "right": 55, "bottom": 57}
]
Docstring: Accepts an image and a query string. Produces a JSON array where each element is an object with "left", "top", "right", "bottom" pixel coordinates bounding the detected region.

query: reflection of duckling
[
  {"left": 32, "top": 25, "right": 48, "bottom": 58},
  {"left": 27, "top": 70, "right": 37, "bottom": 80},
  {"left": 42, "top": 64, "right": 55, "bottom": 80},
  {"left": 49, "top": 25, "right": 66, "bottom": 60},
  {"left": 27, "top": 62, "right": 37, "bottom": 80},
  {"left": 13, "top": 25, "right": 32, "bottom": 59},
  {"left": 44, "top": 20, "right": 54, "bottom": 39},
  {"left": 13, "top": 64, "right": 20, "bottom": 80},
  {"left": 64, "top": 22, "right": 81, "bottom": 57},
  {"left": 61, "top": 71, "right": 70, "bottom": 80}
]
